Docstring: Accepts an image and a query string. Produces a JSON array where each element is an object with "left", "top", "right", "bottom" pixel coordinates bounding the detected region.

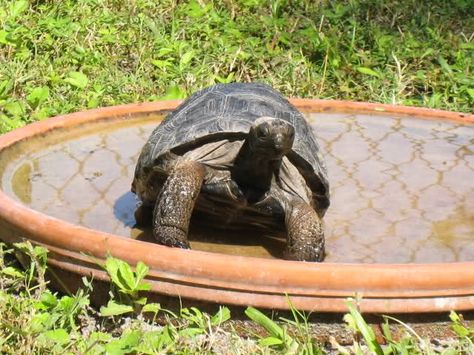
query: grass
[
  {"left": 0, "top": 0, "right": 473, "bottom": 133},
  {"left": 1, "top": 0, "right": 474, "bottom": 353},
  {"left": 0, "top": 241, "right": 473, "bottom": 354}
]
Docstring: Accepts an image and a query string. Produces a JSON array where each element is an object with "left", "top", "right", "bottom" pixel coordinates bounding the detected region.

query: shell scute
[{"left": 134, "top": 83, "right": 330, "bottom": 212}]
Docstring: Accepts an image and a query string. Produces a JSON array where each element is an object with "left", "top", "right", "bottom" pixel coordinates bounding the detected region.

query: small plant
[
  {"left": 280, "top": 299, "right": 325, "bottom": 355},
  {"left": 32, "top": 288, "right": 90, "bottom": 333},
  {"left": 179, "top": 306, "right": 231, "bottom": 338},
  {"left": 245, "top": 303, "right": 326, "bottom": 354},
  {"left": 1, "top": 244, "right": 474, "bottom": 353},
  {"left": 448, "top": 311, "right": 474, "bottom": 353},
  {"left": 343, "top": 299, "right": 384, "bottom": 355},
  {"left": 245, "top": 306, "right": 298, "bottom": 352},
  {"left": 8, "top": 242, "right": 48, "bottom": 297},
  {"left": 100, "top": 256, "right": 154, "bottom": 316}
]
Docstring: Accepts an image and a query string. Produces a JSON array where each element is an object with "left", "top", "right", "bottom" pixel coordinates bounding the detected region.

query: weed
[
  {"left": 245, "top": 300, "right": 327, "bottom": 354},
  {"left": 0, "top": 0, "right": 472, "bottom": 134},
  {"left": 100, "top": 256, "right": 151, "bottom": 316},
  {"left": 1, "top": 242, "right": 473, "bottom": 353}
]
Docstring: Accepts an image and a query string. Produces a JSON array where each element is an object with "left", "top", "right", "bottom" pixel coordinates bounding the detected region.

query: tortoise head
[{"left": 248, "top": 117, "right": 295, "bottom": 159}]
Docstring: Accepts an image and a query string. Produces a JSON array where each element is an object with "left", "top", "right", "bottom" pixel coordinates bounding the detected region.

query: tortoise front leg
[
  {"left": 153, "top": 160, "right": 205, "bottom": 249},
  {"left": 284, "top": 202, "right": 325, "bottom": 262}
]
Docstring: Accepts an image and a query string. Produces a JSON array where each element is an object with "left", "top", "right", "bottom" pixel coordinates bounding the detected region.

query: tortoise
[{"left": 132, "top": 83, "right": 330, "bottom": 261}]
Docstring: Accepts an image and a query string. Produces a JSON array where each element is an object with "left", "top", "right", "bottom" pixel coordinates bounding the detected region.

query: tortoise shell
[{"left": 134, "top": 83, "right": 329, "bottom": 213}]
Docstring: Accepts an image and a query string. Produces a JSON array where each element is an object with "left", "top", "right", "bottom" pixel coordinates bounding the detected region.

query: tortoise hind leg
[
  {"left": 153, "top": 160, "right": 205, "bottom": 249},
  {"left": 134, "top": 204, "right": 153, "bottom": 226},
  {"left": 284, "top": 202, "right": 325, "bottom": 262}
]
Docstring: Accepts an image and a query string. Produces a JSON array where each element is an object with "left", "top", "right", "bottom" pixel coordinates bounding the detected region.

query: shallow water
[{"left": 1, "top": 113, "right": 473, "bottom": 263}]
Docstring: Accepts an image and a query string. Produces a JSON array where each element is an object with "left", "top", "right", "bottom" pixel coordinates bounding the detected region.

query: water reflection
[{"left": 2, "top": 113, "right": 473, "bottom": 263}]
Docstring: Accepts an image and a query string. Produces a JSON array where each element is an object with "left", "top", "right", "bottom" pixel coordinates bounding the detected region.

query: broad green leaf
[
  {"left": 27, "top": 87, "right": 49, "bottom": 107},
  {"left": 134, "top": 283, "right": 151, "bottom": 292},
  {"left": 30, "top": 312, "right": 51, "bottom": 333},
  {"left": 32, "top": 245, "right": 48, "bottom": 261},
  {"left": 39, "top": 291, "right": 58, "bottom": 309},
  {"left": 90, "top": 331, "right": 112, "bottom": 342},
  {"left": 0, "top": 30, "right": 9, "bottom": 45},
  {"left": 156, "top": 47, "right": 174, "bottom": 57},
  {"left": 10, "top": 0, "right": 28, "bottom": 19},
  {"left": 100, "top": 300, "right": 134, "bottom": 316},
  {"left": 185, "top": 0, "right": 210, "bottom": 18},
  {"left": 117, "top": 259, "right": 136, "bottom": 291},
  {"left": 1, "top": 266, "right": 24, "bottom": 278},
  {"left": 105, "top": 331, "right": 141, "bottom": 355},
  {"left": 452, "top": 324, "right": 470, "bottom": 337},
  {"left": 105, "top": 257, "right": 128, "bottom": 291},
  {"left": 179, "top": 327, "right": 205, "bottom": 338},
  {"left": 449, "top": 310, "right": 461, "bottom": 323},
  {"left": 259, "top": 336, "right": 284, "bottom": 346},
  {"left": 42, "top": 328, "right": 70, "bottom": 345},
  {"left": 64, "top": 71, "right": 88, "bottom": 89},
  {"left": 135, "top": 330, "right": 174, "bottom": 353},
  {"left": 211, "top": 306, "right": 231, "bottom": 326},
  {"left": 159, "top": 86, "right": 186, "bottom": 100},
  {"left": 58, "top": 295, "right": 75, "bottom": 311},
  {"left": 134, "top": 296, "right": 148, "bottom": 305},
  {"left": 87, "top": 96, "right": 100, "bottom": 108},
  {"left": 151, "top": 59, "right": 173, "bottom": 69},
  {"left": 214, "top": 72, "right": 235, "bottom": 84},
  {"left": 4, "top": 101, "right": 25, "bottom": 117},
  {"left": 142, "top": 303, "right": 160, "bottom": 314},
  {"left": 179, "top": 50, "right": 195, "bottom": 70},
  {"left": 135, "top": 261, "right": 149, "bottom": 286},
  {"left": 356, "top": 66, "right": 381, "bottom": 78},
  {"left": 466, "top": 88, "right": 474, "bottom": 99}
]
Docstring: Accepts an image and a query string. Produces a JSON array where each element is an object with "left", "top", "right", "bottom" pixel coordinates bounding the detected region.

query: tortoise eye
[{"left": 256, "top": 125, "right": 268, "bottom": 138}]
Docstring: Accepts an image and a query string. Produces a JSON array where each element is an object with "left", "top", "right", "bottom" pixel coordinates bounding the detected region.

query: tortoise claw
[
  {"left": 284, "top": 240, "right": 325, "bottom": 262},
  {"left": 154, "top": 225, "right": 190, "bottom": 249}
]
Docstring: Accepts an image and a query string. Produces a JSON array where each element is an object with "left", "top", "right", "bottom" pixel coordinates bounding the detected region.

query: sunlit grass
[
  {"left": 1, "top": 242, "right": 473, "bottom": 354},
  {"left": 1, "top": 0, "right": 473, "bottom": 133}
]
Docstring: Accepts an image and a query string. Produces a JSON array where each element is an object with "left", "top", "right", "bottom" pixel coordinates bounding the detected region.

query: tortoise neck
[{"left": 232, "top": 140, "right": 281, "bottom": 194}]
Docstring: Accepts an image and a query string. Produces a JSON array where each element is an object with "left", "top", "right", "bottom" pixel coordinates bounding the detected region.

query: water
[{"left": 1, "top": 113, "right": 473, "bottom": 263}]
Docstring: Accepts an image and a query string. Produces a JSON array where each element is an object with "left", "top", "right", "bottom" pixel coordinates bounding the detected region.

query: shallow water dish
[{"left": 0, "top": 99, "right": 473, "bottom": 313}]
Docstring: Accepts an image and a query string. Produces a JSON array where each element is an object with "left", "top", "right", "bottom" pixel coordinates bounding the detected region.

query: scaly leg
[
  {"left": 285, "top": 202, "right": 325, "bottom": 262},
  {"left": 153, "top": 160, "right": 205, "bottom": 249}
]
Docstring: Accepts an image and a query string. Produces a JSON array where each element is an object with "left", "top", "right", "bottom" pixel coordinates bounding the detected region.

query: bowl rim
[{"left": 1, "top": 98, "right": 473, "bottom": 313}]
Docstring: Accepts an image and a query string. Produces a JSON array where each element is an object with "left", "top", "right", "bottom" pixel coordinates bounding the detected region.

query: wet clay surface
[{"left": 1, "top": 113, "right": 473, "bottom": 263}]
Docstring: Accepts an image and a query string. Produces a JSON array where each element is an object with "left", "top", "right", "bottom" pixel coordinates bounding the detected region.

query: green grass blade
[
  {"left": 245, "top": 306, "right": 284, "bottom": 339},
  {"left": 346, "top": 301, "right": 384, "bottom": 355}
]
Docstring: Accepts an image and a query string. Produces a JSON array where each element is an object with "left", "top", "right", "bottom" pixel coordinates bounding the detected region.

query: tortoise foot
[
  {"left": 154, "top": 225, "right": 190, "bottom": 249},
  {"left": 284, "top": 239, "right": 325, "bottom": 262},
  {"left": 285, "top": 202, "right": 325, "bottom": 262}
]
